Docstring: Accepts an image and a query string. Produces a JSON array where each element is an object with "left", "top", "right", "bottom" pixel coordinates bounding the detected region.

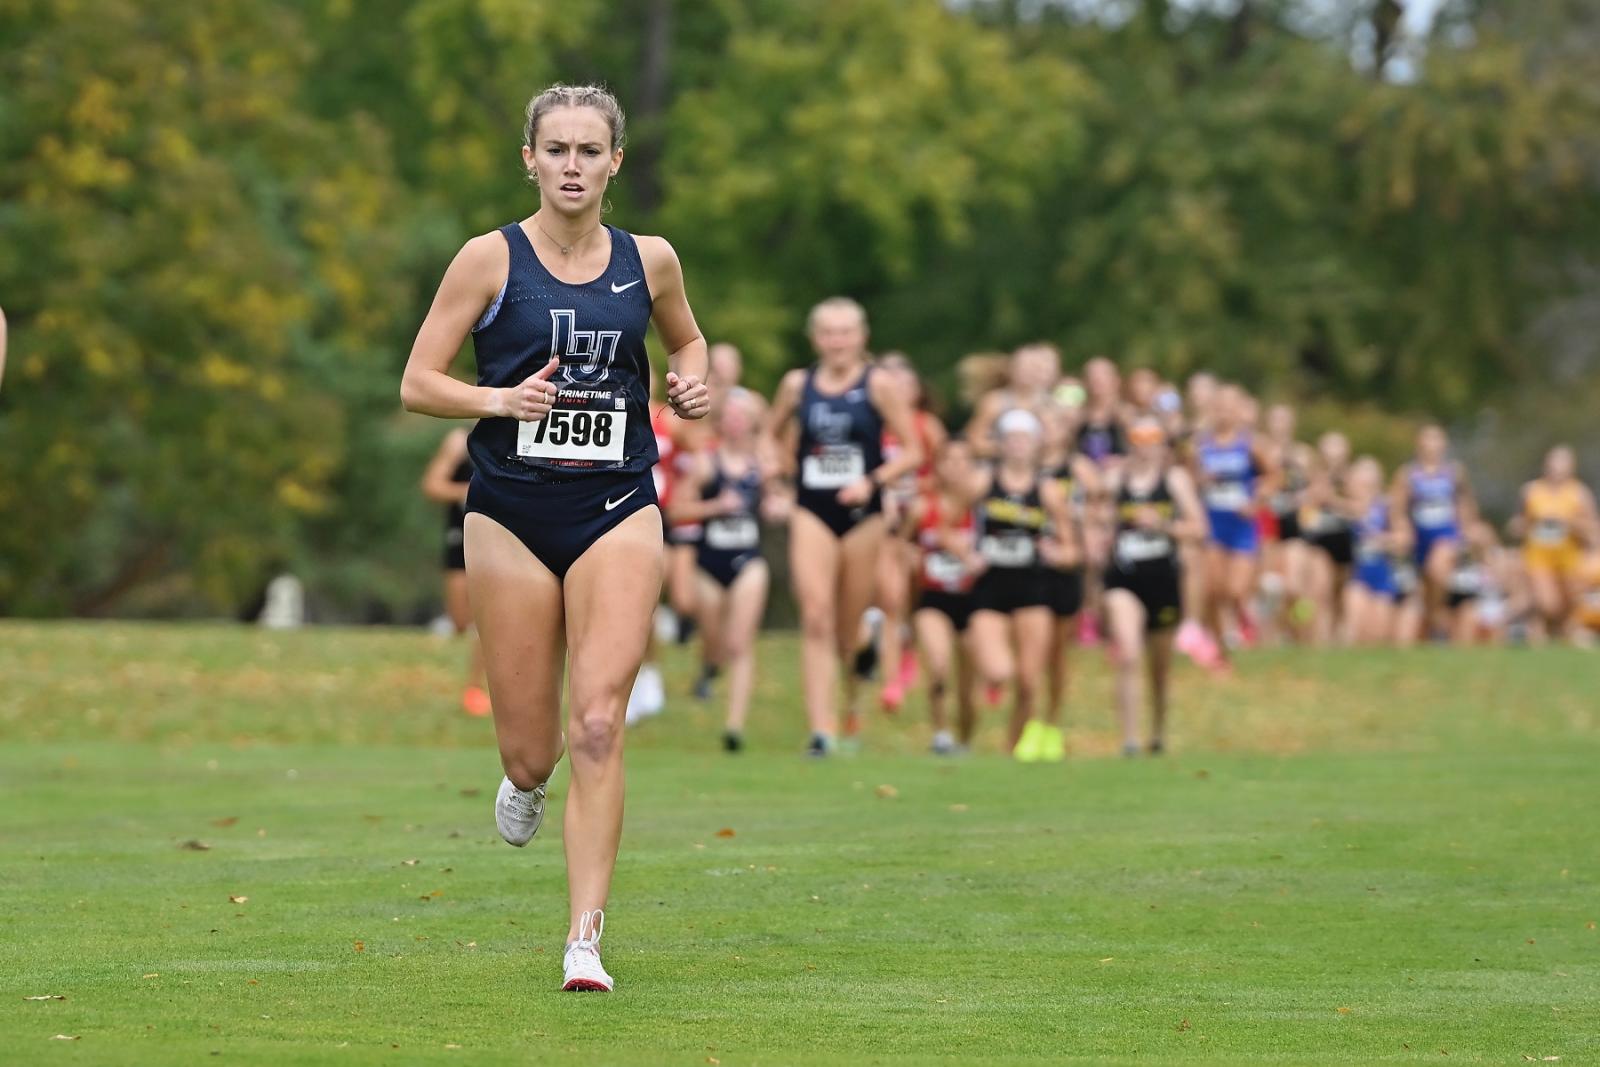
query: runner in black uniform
[
  {"left": 400, "top": 85, "right": 710, "bottom": 993},
  {"left": 1301, "top": 431, "right": 1356, "bottom": 644},
  {"left": 1102, "top": 417, "right": 1207, "bottom": 756},
  {"left": 965, "top": 409, "right": 1078, "bottom": 760},
  {"left": 906, "top": 440, "right": 981, "bottom": 754},
  {"left": 766, "top": 298, "right": 922, "bottom": 754},
  {"left": 420, "top": 428, "right": 488, "bottom": 716},
  {"left": 669, "top": 389, "right": 771, "bottom": 752}
]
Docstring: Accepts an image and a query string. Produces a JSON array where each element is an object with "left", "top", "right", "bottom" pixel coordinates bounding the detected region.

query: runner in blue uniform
[
  {"left": 1390, "top": 425, "right": 1478, "bottom": 641},
  {"left": 400, "top": 85, "right": 709, "bottom": 993},
  {"left": 1192, "top": 384, "right": 1279, "bottom": 665},
  {"left": 1343, "top": 457, "right": 1410, "bottom": 645},
  {"left": 767, "top": 298, "right": 923, "bottom": 754}
]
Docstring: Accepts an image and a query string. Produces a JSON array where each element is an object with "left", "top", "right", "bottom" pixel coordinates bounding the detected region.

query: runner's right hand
[{"left": 497, "top": 356, "right": 560, "bottom": 421}]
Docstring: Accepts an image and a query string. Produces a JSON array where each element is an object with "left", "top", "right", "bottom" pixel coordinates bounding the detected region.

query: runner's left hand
[{"left": 666, "top": 372, "right": 710, "bottom": 419}]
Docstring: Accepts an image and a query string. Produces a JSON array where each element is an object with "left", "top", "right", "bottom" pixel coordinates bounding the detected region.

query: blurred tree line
[{"left": 0, "top": 0, "right": 1595, "bottom": 618}]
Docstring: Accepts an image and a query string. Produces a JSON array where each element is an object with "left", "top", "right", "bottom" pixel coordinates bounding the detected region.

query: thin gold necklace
[{"left": 534, "top": 217, "right": 600, "bottom": 256}]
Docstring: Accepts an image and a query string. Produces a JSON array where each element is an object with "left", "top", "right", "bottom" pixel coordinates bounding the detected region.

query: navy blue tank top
[
  {"left": 701, "top": 456, "right": 763, "bottom": 555},
  {"left": 795, "top": 366, "right": 884, "bottom": 495},
  {"left": 467, "top": 223, "right": 657, "bottom": 485}
]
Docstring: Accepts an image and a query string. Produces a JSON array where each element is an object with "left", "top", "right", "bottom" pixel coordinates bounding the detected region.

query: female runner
[
  {"left": 1038, "top": 430, "right": 1100, "bottom": 760},
  {"left": 965, "top": 410, "right": 1079, "bottom": 760},
  {"left": 1515, "top": 445, "right": 1599, "bottom": 643},
  {"left": 1390, "top": 425, "right": 1477, "bottom": 642},
  {"left": 1262, "top": 403, "right": 1314, "bottom": 643},
  {"left": 1299, "top": 431, "right": 1356, "bottom": 644},
  {"left": 906, "top": 440, "right": 981, "bottom": 754},
  {"left": 1192, "top": 385, "right": 1279, "bottom": 663},
  {"left": 1344, "top": 457, "right": 1410, "bottom": 645},
  {"left": 420, "top": 428, "right": 489, "bottom": 715},
  {"left": 767, "top": 297, "right": 922, "bottom": 754},
  {"left": 1102, "top": 417, "right": 1207, "bottom": 757},
  {"left": 965, "top": 343, "right": 1060, "bottom": 458},
  {"left": 876, "top": 352, "right": 946, "bottom": 712},
  {"left": 669, "top": 390, "right": 772, "bottom": 751},
  {"left": 400, "top": 85, "right": 709, "bottom": 992}
]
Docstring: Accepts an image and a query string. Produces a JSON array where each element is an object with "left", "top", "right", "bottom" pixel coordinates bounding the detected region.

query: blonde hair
[
  {"left": 806, "top": 296, "right": 868, "bottom": 336},
  {"left": 524, "top": 84, "right": 627, "bottom": 151}
]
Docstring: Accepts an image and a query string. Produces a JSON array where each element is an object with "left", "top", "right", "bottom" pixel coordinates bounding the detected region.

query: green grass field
[{"left": 2, "top": 621, "right": 1597, "bottom": 1065}]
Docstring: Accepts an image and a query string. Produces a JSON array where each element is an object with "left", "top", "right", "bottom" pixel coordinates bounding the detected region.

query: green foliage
[{"left": 1, "top": 0, "right": 1595, "bottom": 615}]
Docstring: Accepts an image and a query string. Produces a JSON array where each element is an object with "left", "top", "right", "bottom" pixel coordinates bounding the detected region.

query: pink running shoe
[
  {"left": 895, "top": 648, "right": 919, "bottom": 693},
  {"left": 880, "top": 682, "right": 904, "bottom": 715},
  {"left": 1077, "top": 613, "right": 1102, "bottom": 648}
]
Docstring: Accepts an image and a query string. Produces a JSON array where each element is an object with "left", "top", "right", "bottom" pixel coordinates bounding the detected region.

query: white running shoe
[
  {"left": 562, "top": 910, "right": 613, "bottom": 992},
  {"left": 494, "top": 776, "right": 546, "bottom": 847}
]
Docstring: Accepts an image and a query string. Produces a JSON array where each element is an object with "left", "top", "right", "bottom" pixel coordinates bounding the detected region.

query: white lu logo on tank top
[{"left": 517, "top": 309, "right": 628, "bottom": 463}]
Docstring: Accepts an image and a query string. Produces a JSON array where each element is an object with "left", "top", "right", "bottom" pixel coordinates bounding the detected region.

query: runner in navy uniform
[
  {"left": 1102, "top": 418, "right": 1207, "bottom": 756},
  {"left": 669, "top": 389, "right": 774, "bottom": 752},
  {"left": 420, "top": 428, "right": 489, "bottom": 716},
  {"left": 766, "top": 298, "right": 923, "bottom": 754},
  {"left": 400, "top": 85, "right": 709, "bottom": 993}
]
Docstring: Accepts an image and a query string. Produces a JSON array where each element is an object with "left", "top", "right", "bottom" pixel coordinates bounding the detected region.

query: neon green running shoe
[
  {"left": 1013, "top": 719, "right": 1045, "bottom": 762},
  {"left": 1038, "top": 724, "right": 1066, "bottom": 763}
]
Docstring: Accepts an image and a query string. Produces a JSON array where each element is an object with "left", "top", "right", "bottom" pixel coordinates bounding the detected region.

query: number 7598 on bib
[{"left": 516, "top": 408, "right": 626, "bottom": 463}]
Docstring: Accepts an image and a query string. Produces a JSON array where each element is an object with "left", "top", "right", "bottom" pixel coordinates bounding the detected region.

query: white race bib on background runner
[
  {"left": 1115, "top": 530, "right": 1172, "bottom": 565},
  {"left": 1204, "top": 483, "right": 1249, "bottom": 512},
  {"left": 517, "top": 408, "right": 627, "bottom": 463},
  {"left": 705, "top": 515, "right": 759, "bottom": 551},
  {"left": 801, "top": 445, "right": 865, "bottom": 490},
  {"left": 980, "top": 533, "right": 1036, "bottom": 568},
  {"left": 1413, "top": 500, "right": 1455, "bottom": 528}
]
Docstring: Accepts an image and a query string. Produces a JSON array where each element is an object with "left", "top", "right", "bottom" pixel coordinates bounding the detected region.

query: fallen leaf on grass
[
  {"left": 353, "top": 941, "right": 365, "bottom": 953},
  {"left": 141, "top": 973, "right": 159, "bottom": 979},
  {"left": 401, "top": 859, "right": 419, "bottom": 867},
  {"left": 714, "top": 828, "right": 736, "bottom": 838},
  {"left": 458, "top": 788, "right": 480, "bottom": 798},
  {"left": 362, "top": 815, "right": 383, "bottom": 824},
  {"left": 50, "top": 1035, "right": 80, "bottom": 1041},
  {"left": 1098, "top": 957, "right": 1114, "bottom": 963},
  {"left": 1176, "top": 1019, "right": 1191, "bottom": 1032},
  {"left": 948, "top": 804, "right": 968, "bottom": 813},
  {"left": 445, "top": 1044, "right": 462, "bottom": 1050},
  {"left": 211, "top": 817, "right": 239, "bottom": 828},
  {"left": 247, "top": 980, "right": 258, "bottom": 986},
  {"left": 228, "top": 895, "right": 248, "bottom": 904},
  {"left": 1337, "top": 1007, "right": 1352, "bottom": 1015},
  {"left": 1587, "top": 922, "right": 1596, "bottom": 930},
  {"left": 24, "top": 995, "right": 66, "bottom": 1001},
  {"left": 875, "top": 784, "right": 899, "bottom": 799},
  {"left": 707, "top": 1058, "right": 720, "bottom": 1065},
  {"left": 179, "top": 840, "right": 211, "bottom": 851}
]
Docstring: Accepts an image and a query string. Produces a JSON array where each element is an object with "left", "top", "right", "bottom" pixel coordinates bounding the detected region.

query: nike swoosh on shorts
[{"left": 605, "top": 488, "right": 640, "bottom": 511}]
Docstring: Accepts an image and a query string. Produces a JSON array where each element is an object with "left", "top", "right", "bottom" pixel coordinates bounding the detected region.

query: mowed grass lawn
[{"left": 1, "top": 622, "right": 1597, "bottom": 1066}]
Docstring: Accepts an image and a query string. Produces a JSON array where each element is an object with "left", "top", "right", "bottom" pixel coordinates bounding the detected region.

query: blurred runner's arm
[
  {"left": 420, "top": 428, "right": 471, "bottom": 505},
  {"left": 1167, "top": 467, "right": 1209, "bottom": 544},
  {"left": 763, "top": 370, "right": 805, "bottom": 481}
]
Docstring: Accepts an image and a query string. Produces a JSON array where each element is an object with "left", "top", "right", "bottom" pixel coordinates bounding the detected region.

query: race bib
[
  {"left": 516, "top": 407, "right": 626, "bottom": 463},
  {"left": 705, "top": 515, "right": 759, "bottom": 552},
  {"left": 1450, "top": 565, "right": 1484, "bottom": 595},
  {"left": 924, "top": 551, "right": 967, "bottom": 589},
  {"left": 980, "top": 533, "right": 1036, "bottom": 568},
  {"left": 1115, "top": 529, "right": 1172, "bottom": 565},
  {"left": 1393, "top": 562, "right": 1419, "bottom": 595},
  {"left": 1204, "top": 482, "right": 1250, "bottom": 512},
  {"left": 1413, "top": 500, "right": 1455, "bottom": 529},
  {"left": 801, "top": 445, "right": 865, "bottom": 490},
  {"left": 1532, "top": 518, "right": 1568, "bottom": 545}
]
